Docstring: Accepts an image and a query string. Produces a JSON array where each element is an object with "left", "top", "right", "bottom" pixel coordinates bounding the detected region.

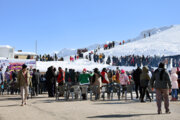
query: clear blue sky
[{"left": 0, "top": 0, "right": 180, "bottom": 54}]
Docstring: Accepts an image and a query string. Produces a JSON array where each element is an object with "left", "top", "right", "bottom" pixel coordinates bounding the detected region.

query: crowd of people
[
  {"left": 84, "top": 52, "right": 180, "bottom": 68},
  {"left": 103, "top": 41, "right": 115, "bottom": 50},
  {"left": 37, "top": 54, "right": 56, "bottom": 61},
  {"left": 0, "top": 67, "right": 46, "bottom": 98},
  {"left": 0, "top": 62, "right": 180, "bottom": 114}
]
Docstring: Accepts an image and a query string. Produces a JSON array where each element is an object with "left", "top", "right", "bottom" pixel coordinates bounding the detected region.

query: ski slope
[{"left": 96, "top": 25, "right": 180, "bottom": 57}]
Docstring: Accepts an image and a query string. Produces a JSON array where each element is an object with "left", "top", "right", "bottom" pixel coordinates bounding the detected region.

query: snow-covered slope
[
  {"left": 57, "top": 48, "right": 77, "bottom": 58},
  {"left": 97, "top": 25, "right": 180, "bottom": 57},
  {"left": 130, "top": 25, "right": 173, "bottom": 42}
]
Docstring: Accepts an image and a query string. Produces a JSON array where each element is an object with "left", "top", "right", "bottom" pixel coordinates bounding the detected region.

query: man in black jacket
[
  {"left": 32, "top": 69, "right": 40, "bottom": 96},
  {"left": 133, "top": 67, "right": 142, "bottom": 99},
  {"left": 45, "top": 66, "right": 56, "bottom": 97}
]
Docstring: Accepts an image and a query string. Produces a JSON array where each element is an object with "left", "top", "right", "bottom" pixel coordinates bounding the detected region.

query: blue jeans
[{"left": 171, "top": 89, "right": 178, "bottom": 99}]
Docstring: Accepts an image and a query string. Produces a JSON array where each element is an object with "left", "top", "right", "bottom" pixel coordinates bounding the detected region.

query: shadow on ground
[
  {"left": 0, "top": 104, "right": 20, "bottom": 108},
  {"left": 87, "top": 113, "right": 157, "bottom": 118},
  {"left": 93, "top": 99, "right": 142, "bottom": 105}
]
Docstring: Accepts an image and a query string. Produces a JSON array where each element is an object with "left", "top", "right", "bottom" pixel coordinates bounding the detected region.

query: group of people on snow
[
  {"left": 103, "top": 41, "right": 115, "bottom": 50},
  {"left": 1, "top": 62, "right": 180, "bottom": 115}
]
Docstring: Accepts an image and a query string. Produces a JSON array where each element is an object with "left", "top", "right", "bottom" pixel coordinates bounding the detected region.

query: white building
[
  {"left": 0, "top": 45, "right": 14, "bottom": 58},
  {"left": 14, "top": 51, "right": 37, "bottom": 59}
]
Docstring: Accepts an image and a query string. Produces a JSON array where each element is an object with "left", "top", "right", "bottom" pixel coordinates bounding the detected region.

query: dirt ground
[{"left": 0, "top": 94, "right": 180, "bottom": 120}]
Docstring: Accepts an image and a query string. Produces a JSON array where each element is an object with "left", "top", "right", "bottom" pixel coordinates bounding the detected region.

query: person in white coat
[{"left": 170, "top": 68, "right": 178, "bottom": 101}]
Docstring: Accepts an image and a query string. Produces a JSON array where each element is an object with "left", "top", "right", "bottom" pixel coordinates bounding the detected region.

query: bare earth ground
[{"left": 0, "top": 94, "right": 180, "bottom": 120}]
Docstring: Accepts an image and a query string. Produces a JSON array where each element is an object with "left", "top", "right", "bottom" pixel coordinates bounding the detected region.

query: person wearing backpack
[{"left": 151, "top": 63, "right": 172, "bottom": 114}]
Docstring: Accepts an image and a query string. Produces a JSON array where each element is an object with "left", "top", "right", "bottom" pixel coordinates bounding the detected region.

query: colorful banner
[{"left": 0, "top": 59, "right": 36, "bottom": 73}]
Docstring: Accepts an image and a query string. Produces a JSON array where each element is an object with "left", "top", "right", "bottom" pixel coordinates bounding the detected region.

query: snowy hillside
[
  {"left": 56, "top": 25, "right": 179, "bottom": 58},
  {"left": 56, "top": 45, "right": 100, "bottom": 58},
  {"left": 130, "top": 25, "right": 173, "bottom": 42},
  {"left": 96, "top": 25, "right": 180, "bottom": 57},
  {"left": 56, "top": 48, "right": 77, "bottom": 58}
]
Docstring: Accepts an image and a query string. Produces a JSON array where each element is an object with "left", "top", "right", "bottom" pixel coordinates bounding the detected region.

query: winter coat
[
  {"left": 177, "top": 71, "right": 180, "bottom": 87},
  {"left": 45, "top": 68, "right": 56, "bottom": 84},
  {"left": 79, "top": 73, "right": 92, "bottom": 84},
  {"left": 101, "top": 71, "right": 109, "bottom": 84},
  {"left": 170, "top": 68, "right": 178, "bottom": 89},
  {"left": 107, "top": 72, "right": 113, "bottom": 83},
  {"left": 112, "top": 75, "right": 116, "bottom": 82},
  {"left": 0, "top": 71, "right": 3, "bottom": 84},
  {"left": 12, "top": 71, "right": 17, "bottom": 82},
  {"left": 133, "top": 68, "right": 142, "bottom": 84},
  {"left": 57, "top": 70, "right": 64, "bottom": 84},
  {"left": 151, "top": 68, "right": 172, "bottom": 89},
  {"left": 32, "top": 72, "right": 40, "bottom": 85},
  {"left": 5, "top": 72, "right": 10, "bottom": 83},
  {"left": 65, "top": 71, "right": 70, "bottom": 82},
  {"left": 119, "top": 73, "right": 129, "bottom": 85},
  {"left": 140, "top": 67, "right": 150, "bottom": 87},
  {"left": 116, "top": 71, "right": 120, "bottom": 83},
  {"left": 17, "top": 70, "right": 31, "bottom": 87},
  {"left": 92, "top": 73, "right": 102, "bottom": 94}
]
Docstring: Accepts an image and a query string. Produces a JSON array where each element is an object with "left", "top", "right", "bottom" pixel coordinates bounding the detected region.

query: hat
[
  {"left": 83, "top": 68, "right": 87, "bottom": 72},
  {"left": 159, "top": 62, "right": 165, "bottom": 69},
  {"left": 94, "top": 68, "right": 99, "bottom": 73},
  {"left": 102, "top": 68, "right": 106, "bottom": 72},
  {"left": 121, "top": 69, "right": 125, "bottom": 74},
  {"left": 22, "top": 64, "right": 27, "bottom": 69}
]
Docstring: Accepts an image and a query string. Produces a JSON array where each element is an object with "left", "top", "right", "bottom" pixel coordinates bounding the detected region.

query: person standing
[
  {"left": 0, "top": 68, "right": 3, "bottom": 85},
  {"left": 45, "top": 66, "right": 56, "bottom": 97},
  {"left": 79, "top": 68, "right": 93, "bottom": 100},
  {"left": 37, "top": 70, "right": 41, "bottom": 94},
  {"left": 17, "top": 64, "right": 31, "bottom": 106},
  {"left": 133, "top": 67, "right": 142, "bottom": 99},
  {"left": 151, "top": 63, "right": 172, "bottom": 114},
  {"left": 92, "top": 68, "right": 102, "bottom": 100},
  {"left": 107, "top": 69, "right": 113, "bottom": 83},
  {"left": 170, "top": 68, "right": 178, "bottom": 101},
  {"left": 5, "top": 69, "right": 11, "bottom": 94},
  {"left": 0, "top": 68, "right": 3, "bottom": 95},
  {"left": 57, "top": 67, "right": 65, "bottom": 96},
  {"left": 140, "top": 66, "right": 151, "bottom": 102},
  {"left": 32, "top": 69, "right": 40, "bottom": 96},
  {"left": 115, "top": 68, "right": 120, "bottom": 84},
  {"left": 119, "top": 69, "right": 129, "bottom": 97},
  {"left": 101, "top": 68, "right": 109, "bottom": 84}
]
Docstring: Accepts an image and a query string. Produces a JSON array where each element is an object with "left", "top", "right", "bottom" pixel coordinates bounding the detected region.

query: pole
[{"left": 36, "top": 40, "right": 37, "bottom": 55}]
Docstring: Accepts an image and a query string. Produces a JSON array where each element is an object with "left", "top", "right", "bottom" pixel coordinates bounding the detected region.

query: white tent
[{"left": 0, "top": 45, "right": 14, "bottom": 58}]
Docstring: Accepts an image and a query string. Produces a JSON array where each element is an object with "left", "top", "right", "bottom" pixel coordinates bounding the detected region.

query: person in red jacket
[
  {"left": 57, "top": 67, "right": 64, "bottom": 85},
  {"left": 57, "top": 67, "right": 65, "bottom": 96},
  {"left": 123, "top": 40, "right": 125, "bottom": 44},
  {"left": 101, "top": 68, "right": 109, "bottom": 99},
  {"left": 101, "top": 68, "right": 109, "bottom": 84}
]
